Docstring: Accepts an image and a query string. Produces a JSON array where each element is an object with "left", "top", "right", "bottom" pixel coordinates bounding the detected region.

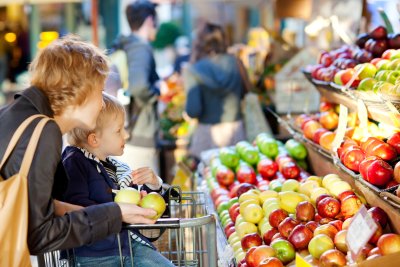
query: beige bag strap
[
  {"left": 0, "top": 115, "right": 46, "bottom": 171},
  {"left": 19, "top": 118, "right": 51, "bottom": 178}
]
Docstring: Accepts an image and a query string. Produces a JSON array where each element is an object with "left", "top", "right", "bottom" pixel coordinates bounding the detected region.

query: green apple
[
  {"left": 227, "top": 197, "right": 238, "bottom": 210},
  {"left": 270, "top": 239, "right": 296, "bottom": 264},
  {"left": 240, "top": 146, "right": 260, "bottom": 165},
  {"left": 114, "top": 188, "right": 141, "bottom": 204},
  {"left": 217, "top": 201, "right": 229, "bottom": 215},
  {"left": 386, "top": 71, "right": 400, "bottom": 84},
  {"left": 376, "top": 59, "right": 390, "bottom": 71},
  {"left": 269, "top": 180, "right": 282, "bottom": 192},
  {"left": 389, "top": 51, "right": 400, "bottom": 60},
  {"left": 219, "top": 147, "right": 240, "bottom": 168},
  {"left": 375, "top": 70, "right": 390, "bottom": 81},
  {"left": 256, "top": 136, "right": 279, "bottom": 159},
  {"left": 388, "top": 59, "right": 400, "bottom": 70},
  {"left": 355, "top": 63, "right": 377, "bottom": 79},
  {"left": 357, "top": 77, "right": 377, "bottom": 91},
  {"left": 373, "top": 81, "right": 393, "bottom": 93},
  {"left": 235, "top": 141, "right": 251, "bottom": 155},
  {"left": 139, "top": 192, "right": 166, "bottom": 220}
]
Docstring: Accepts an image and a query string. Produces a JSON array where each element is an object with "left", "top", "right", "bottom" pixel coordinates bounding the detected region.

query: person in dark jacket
[
  {"left": 0, "top": 36, "right": 156, "bottom": 255},
  {"left": 63, "top": 93, "right": 174, "bottom": 266},
  {"left": 183, "top": 22, "right": 246, "bottom": 158},
  {"left": 112, "top": 0, "right": 161, "bottom": 173}
]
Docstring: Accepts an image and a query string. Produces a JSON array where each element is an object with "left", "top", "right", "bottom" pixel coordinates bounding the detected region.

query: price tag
[
  {"left": 346, "top": 205, "right": 378, "bottom": 262},
  {"left": 384, "top": 101, "right": 400, "bottom": 128},
  {"left": 357, "top": 99, "right": 369, "bottom": 137},
  {"left": 295, "top": 253, "right": 313, "bottom": 267},
  {"left": 331, "top": 104, "right": 348, "bottom": 156}
]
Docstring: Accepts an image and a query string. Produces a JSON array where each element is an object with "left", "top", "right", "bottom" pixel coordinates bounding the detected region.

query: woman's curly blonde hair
[{"left": 29, "top": 35, "right": 109, "bottom": 115}]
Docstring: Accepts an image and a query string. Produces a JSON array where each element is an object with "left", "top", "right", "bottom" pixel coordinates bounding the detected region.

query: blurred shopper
[
  {"left": 0, "top": 36, "right": 156, "bottom": 254},
  {"left": 0, "top": 27, "right": 8, "bottom": 93},
  {"left": 63, "top": 93, "right": 175, "bottom": 267},
  {"left": 173, "top": 36, "right": 191, "bottom": 74},
  {"left": 112, "top": 0, "right": 161, "bottom": 173},
  {"left": 184, "top": 22, "right": 246, "bottom": 159}
]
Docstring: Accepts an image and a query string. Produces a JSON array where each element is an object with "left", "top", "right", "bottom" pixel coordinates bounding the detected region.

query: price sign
[
  {"left": 357, "top": 99, "right": 369, "bottom": 138},
  {"left": 384, "top": 101, "right": 400, "bottom": 128},
  {"left": 346, "top": 205, "right": 378, "bottom": 262},
  {"left": 295, "top": 253, "right": 313, "bottom": 267},
  {"left": 331, "top": 104, "right": 348, "bottom": 156}
]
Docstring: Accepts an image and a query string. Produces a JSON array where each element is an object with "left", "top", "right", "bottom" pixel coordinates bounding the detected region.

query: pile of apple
[
  {"left": 332, "top": 49, "right": 400, "bottom": 97},
  {"left": 209, "top": 169, "right": 400, "bottom": 267}
]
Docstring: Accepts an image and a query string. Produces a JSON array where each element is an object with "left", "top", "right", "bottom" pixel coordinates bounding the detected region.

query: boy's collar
[{"left": 76, "top": 146, "right": 110, "bottom": 173}]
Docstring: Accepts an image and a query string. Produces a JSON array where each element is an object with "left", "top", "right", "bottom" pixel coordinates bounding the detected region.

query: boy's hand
[{"left": 131, "top": 167, "right": 160, "bottom": 187}]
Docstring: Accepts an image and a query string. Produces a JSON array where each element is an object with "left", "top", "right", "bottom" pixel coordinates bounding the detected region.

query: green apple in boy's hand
[
  {"left": 115, "top": 188, "right": 141, "bottom": 205},
  {"left": 139, "top": 192, "right": 166, "bottom": 220}
]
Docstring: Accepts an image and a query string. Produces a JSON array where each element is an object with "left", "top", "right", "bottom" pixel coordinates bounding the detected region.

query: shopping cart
[{"left": 36, "top": 187, "right": 218, "bottom": 267}]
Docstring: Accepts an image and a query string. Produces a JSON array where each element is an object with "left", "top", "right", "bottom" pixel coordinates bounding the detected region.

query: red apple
[
  {"left": 305, "top": 221, "right": 319, "bottom": 232},
  {"left": 296, "top": 201, "right": 315, "bottom": 222},
  {"left": 216, "top": 166, "right": 235, "bottom": 187},
  {"left": 280, "top": 161, "right": 301, "bottom": 179},
  {"left": 368, "top": 206, "right": 388, "bottom": 229},
  {"left": 319, "top": 249, "right": 346, "bottom": 267},
  {"left": 328, "top": 220, "right": 343, "bottom": 231},
  {"left": 359, "top": 156, "right": 381, "bottom": 181},
  {"left": 377, "top": 233, "right": 400, "bottom": 255},
  {"left": 236, "top": 183, "right": 257, "bottom": 197},
  {"left": 337, "top": 190, "right": 356, "bottom": 202},
  {"left": 342, "top": 218, "right": 352, "bottom": 230},
  {"left": 295, "top": 114, "right": 312, "bottom": 129},
  {"left": 337, "top": 139, "right": 359, "bottom": 159},
  {"left": 225, "top": 226, "right": 236, "bottom": 239},
  {"left": 245, "top": 245, "right": 276, "bottom": 267},
  {"left": 317, "top": 197, "right": 341, "bottom": 218},
  {"left": 368, "top": 247, "right": 381, "bottom": 257},
  {"left": 241, "top": 232, "right": 263, "bottom": 252},
  {"left": 269, "top": 209, "right": 289, "bottom": 228},
  {"left": 316, "top": 194, "right": 331, "bottom": 206},
  {"left": 334, "top": 230, "right": 348, "bottom": 253},
  {"left": 394, "top": 162, "right": 400, "bottom": 183},
  {"left": 229, "top": 183, "right": 242, "bottom": 198},
  {"left": 341, "top": 147, "right": 366, "bottom": 172},
  {"left": 364, "top": 159, "right": 393, "bottom": 187},
  {"left": 356, "top": 244, "right": 374, "bottom": 262},
  {"left": 387, "top": 132, "right": 400, "bottom": 154},
  {"left": 258, "top": 257, "right": 283, "bottom": 267},
  {"left": 257, "top": 158, "right": 279, "bottom": 181},
  {"left": 386, "top": 180, "right": 399, "bottom": 189},
  {"left": 319, "top": 217, "right": 335, "bottom": 225},
  {"left": 319, "top": 111, "right": 339, "bottom": 130},
  {"left": 303, "top": 120, "right": 323, "bottom": 140},
  {"left": 340, "top": 195, "right": 362, "bottom": 219},
  {"left": 214, "top": 195, "right": 230, "bottom": 207},
  {"left": 382, "top": 49, "right": 396, "bottom": 59},
  {"left": 237, "top": 165, "right": 257, "bottom": 185},
  {"left": 211, "top": 188, "right": 229, "bottom": 201},
  {"left": 278, "top": 217, "right": 300, "bottom": 238},
  {"left": 361, "top": 137, "right": 383, "bottom": 152},
  {"left": 368, "top": 143, "right": 398, "bottom": 161},
  {"left": 271, "top": 232, "right": 287, "bottom": 242},
  {"left": 288, "top": 224, "right": 314, "bottom": 250},
  {"left": 320, "top": 102, "right": 335, "bottom": 112},
  {"left": 369, "top": 223, "right": 383, "bottom": 245},
  {"left": 238, "top": 259, "right": 247, "bottom": 267},
  {"left": 263, "top": 228, "right": 279, "bottom": 245},
  {"left": 313, "top": 128, "right": 329, "bottom": 145}
]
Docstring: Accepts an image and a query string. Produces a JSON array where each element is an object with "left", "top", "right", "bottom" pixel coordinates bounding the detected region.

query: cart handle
[{"left": 122, "top": 214, "right": 216, "bottom": 230}]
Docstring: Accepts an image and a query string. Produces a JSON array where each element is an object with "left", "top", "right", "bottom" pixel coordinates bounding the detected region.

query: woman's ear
[{"left": 87, "top": 133, "right": 99, "bottom": 148}]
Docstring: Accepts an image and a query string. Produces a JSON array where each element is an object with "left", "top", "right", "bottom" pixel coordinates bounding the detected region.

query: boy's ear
[{"left": 87, "top": 133, "right": 99, "bottom": 148}]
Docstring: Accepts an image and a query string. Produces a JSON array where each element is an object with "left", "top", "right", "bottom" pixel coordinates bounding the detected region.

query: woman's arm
[{"left": 53, "top": 200, "right": 83, "bottom": 216}]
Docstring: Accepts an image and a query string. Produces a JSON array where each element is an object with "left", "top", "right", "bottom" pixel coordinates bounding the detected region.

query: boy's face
[{"left": 95, "top": 113, "right": 128, "bottom": 158}]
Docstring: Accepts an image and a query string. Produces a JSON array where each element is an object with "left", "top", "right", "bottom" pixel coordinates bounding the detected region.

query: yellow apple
[
  {"left": 329, "top": 181, "right": 352, "bottom": 198},
  {"left": 258, "top": 217, "right": 273, "bottom": 235},
  {"left": 239, "top": 199, "right": 260, "bottom": 214},
  {"left": 232, "top": 240, "right": 242, "bottom": 252},
  {"left": 139, "top": 192, "right": 166, "bottom": 220},
  {"left": 263, "top": 202, "right": 281, "bottom": 218},
  {"left": 242, "top": 204, "right": 263, "bottom": 224},
  {"left": 236, "top": 221, "right": 258, "bottom": 238},
  {"left": 322, "top": 174, "right": 341, "bottom": 188},
  {"left": 228, "top": 232, "right": 240, "bottom": 245},
  {"left": 310, "top": 187, "right": 330, "bottom": 204},
  {"left": 258, "top": 190, "right": 279, "bottom": 204},
  {"left": 281, "top": 179, "right": 300, "bottom": 192},
  {"left": 307, "top": 176, "right": 322, "bottom": 186},
  {"left": 235, "top": 250, "right": 246, "bottom": 262},
  {"left": 114, "top": 188, "right": 141, "bottom": 204},
  {"left": 239, "top": 192, "right": 260, "bottom": 204},
  {"left": 299, "top": 180, "right": 319, "bottom": 196},
  {"left": 279, "top": 191, "right": 303, "bottom": 214},
  {"left": 235, "top": 215, "right": 245, "bottom": 228}
]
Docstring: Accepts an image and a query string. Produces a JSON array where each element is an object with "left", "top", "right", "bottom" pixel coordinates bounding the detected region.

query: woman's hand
[
  {"left": 118, "top": 203, "right": 156, "bottom": 224},
  {"left": 131, "top": 167, "right": 160, "bottom": 187}
]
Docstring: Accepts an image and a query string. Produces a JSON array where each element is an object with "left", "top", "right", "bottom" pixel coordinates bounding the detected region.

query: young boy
[{"left": 62, "top": 93, "right": 175, "bottom": 266}]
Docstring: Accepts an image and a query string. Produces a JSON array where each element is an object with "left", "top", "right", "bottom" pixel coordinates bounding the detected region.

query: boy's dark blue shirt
[{"left": 62, "top": 146, "right": 153, "bottom": 257}]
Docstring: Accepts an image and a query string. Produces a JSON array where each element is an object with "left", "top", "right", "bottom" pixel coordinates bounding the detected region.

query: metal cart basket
[{"left": 37, "top": 187, "right": 218, "bottom": 267}]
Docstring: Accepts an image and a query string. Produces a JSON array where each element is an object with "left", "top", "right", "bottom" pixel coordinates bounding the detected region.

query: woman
[
  {"left": 0, "top": 36, "right": 156, "bottom": 255},
  {"left": 184, "top": 22, "right": 246, "bottom": 158}
]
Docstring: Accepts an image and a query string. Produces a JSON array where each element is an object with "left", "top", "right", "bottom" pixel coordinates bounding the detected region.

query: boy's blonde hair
[
  {"left": 68, "top": 93, "right": 125, "bottom": 147},
  {"left": 29, "top": 35, "right": 109, "bottom": 116}
]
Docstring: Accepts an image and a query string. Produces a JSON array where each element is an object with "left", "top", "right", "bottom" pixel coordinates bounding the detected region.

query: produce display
[{"left": 202, "top": 133, "right": 400, "bottom": 266}]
